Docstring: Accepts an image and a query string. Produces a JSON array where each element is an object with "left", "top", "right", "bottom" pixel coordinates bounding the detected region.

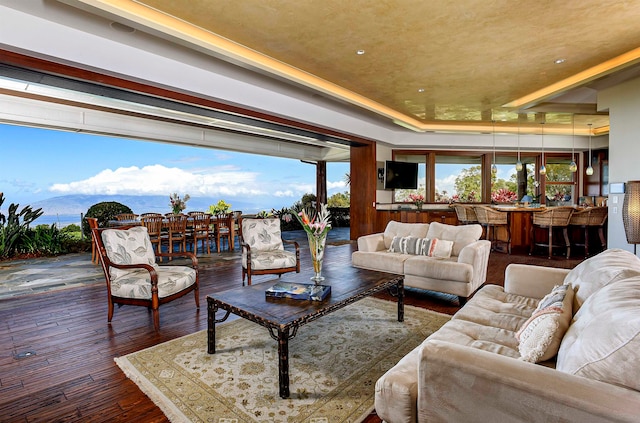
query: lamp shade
[{"left": 622, "top": 180, "right": 640, "bottom": 245}]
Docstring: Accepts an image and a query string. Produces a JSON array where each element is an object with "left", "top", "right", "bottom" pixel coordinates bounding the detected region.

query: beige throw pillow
[
  {"left": 423, "top": 238, "right": 454, "bottom": 258},
  {"left": 516, "top": 284, "right": 574, "bottom": 363}
]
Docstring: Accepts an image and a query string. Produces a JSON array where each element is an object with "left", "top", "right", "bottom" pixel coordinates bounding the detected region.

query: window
[
  {"left": 543, "top": 155, "right": 576, "bottom": 205},
  {"left": 491, "top": 155, "right": 537, "bottom": 203},
  {"left": 435, "top": 154, "right": 482, "bottom": 202}
]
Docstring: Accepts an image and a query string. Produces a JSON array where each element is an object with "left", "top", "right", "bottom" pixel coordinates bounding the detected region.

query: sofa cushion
[
  {"left": 351, "top": 251, "right": 411, "bottom": 274},
  {"left": 426, "top": 221, "right": 482, "bottom": 256},
  {"left": 563, "top": 248, "right": 640, "bottom": 313},
  {"left": 383, "top": 221, "right": 430, "bottom": 250},
  {"left": 454, "top": 285, "right": 539, "bottom": 331},
  {"left": 516, "top": 285, "right": 574, "bottom": 363},
  {"left": 404, "top": 256, "right": 471, "bottom": 283},
  {"left": 557, "top": 276, "right": 640, "bottom": 391}
]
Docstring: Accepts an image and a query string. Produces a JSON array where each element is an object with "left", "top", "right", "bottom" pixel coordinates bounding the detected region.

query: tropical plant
[
  {"left": 327, "top": 191, "right": 350, "bottom": 207},
  {"left": 0, "top": 193, "right": 44, "bottom": 259}
]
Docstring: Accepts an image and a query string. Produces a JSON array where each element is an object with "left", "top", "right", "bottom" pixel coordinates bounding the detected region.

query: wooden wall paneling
[{"left": 350, "top": 142, "right": 377, "bottom": 239}]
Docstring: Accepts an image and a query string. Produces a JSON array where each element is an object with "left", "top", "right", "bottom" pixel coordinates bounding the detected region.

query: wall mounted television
[{"left": 384, "top": 160, "right": 418, "bottom": 189}]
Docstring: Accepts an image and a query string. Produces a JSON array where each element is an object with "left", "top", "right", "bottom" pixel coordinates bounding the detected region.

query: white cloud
[
  {"left": 435, "top": 174, "right": 457, "bottom": 194},
  {"left": 49, "top": 164, "right": 266, "bottom": 197}
]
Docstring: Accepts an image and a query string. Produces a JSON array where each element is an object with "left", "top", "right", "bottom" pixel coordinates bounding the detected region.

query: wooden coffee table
[{"left": 206, "top": 266, "right": 404, "bottom": 398}]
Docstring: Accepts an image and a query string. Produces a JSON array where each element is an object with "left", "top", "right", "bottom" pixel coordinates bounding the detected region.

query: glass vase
[{"left": 307, "top": 232, "right": 327, "bottom": 283}]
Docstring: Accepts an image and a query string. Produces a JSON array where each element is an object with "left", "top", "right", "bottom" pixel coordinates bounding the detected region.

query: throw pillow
[
  {"left": 388, "top": 236, "right": 423, "bottom": 255},
  {"left": 423, "top": 238, "right": 454, "bottom": 259},
  {"left": 516, "top": 284, "right": 574, "bottom": 363}
]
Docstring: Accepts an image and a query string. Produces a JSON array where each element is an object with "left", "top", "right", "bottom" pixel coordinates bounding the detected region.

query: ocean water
[{"left": 33, "top": 214, "right": 83, "bottom": 228}]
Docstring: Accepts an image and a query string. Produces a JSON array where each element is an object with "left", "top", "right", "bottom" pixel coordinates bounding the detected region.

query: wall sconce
[{"left": 623, "top": 180, "right": 640, "bottom": 255}]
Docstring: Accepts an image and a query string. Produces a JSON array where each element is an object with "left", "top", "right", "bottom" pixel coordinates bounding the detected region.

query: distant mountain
[{"left": 30, "top": 194, "right": 275, "bottom": 216}]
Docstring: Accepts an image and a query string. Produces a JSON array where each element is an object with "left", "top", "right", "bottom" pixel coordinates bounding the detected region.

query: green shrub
[
  {"left": 21, "top": 224, "right": 70, "bottom": 256},
  {"left": 82, "top": 201, "right": 133, "bottom": 236}
]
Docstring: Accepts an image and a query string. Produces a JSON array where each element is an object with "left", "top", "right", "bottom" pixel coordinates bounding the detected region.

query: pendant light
[
  {"left": 515, "top": 124, "right": 523, "bottom": 171},
  {"left": 569, "top": 117, "right": 577, "bottom": 172},
  {"left": 539, "top": 122, "right": 546, "bottom": 175},
  {"left": 491, "top": 120, "right": 497, "bottom": 174},
  {"left": 586, "top": 123, "right": 594, "bottom": 176}
]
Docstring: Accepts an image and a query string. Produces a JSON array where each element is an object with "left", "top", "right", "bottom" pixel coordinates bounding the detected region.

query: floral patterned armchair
[
  {"left": 92, "top": 225, "right": 199, "bottom": 331},
  {"left": 240, "top": 218, "right": 300, "bottom": 286}
]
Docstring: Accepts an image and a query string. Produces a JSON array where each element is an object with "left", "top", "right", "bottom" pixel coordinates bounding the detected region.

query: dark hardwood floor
[{"left": 0, "top": 242, "right": 584, "bottom": 422}]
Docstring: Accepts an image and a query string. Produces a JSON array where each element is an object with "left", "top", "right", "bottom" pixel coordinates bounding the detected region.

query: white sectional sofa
[
  {"left": 351, "top": 221, "right": 491, "bottom": 304},
  {"left": 375, "top": 248, "right": 640, "bottom": 423}
]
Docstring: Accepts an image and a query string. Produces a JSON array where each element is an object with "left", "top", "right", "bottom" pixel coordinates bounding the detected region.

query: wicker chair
[
  {"left": 569, "top": 206, "right": 608, "bottom": 257},
  {"left": 453, "top": 205, "right": 479, "bottom": 225},
  {"left": 530, "top": 207, "right": 575, "bottom": 259},
  {"left": 474, "top": 206, "right": 511, "bottom": 254}
]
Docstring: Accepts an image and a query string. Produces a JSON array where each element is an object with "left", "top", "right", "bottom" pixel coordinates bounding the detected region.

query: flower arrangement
[
  {"left": 491, "top": 188, "right": 517, "bottom": 203},
  {"left": 408, "top": 193, "right": 425, "bottom": 208},
  {"left": 209, "top": 199, "right": 231, "bottom": 215},
  {"left": 295, "top": 203, "right": 332, "bottom": 282},
  {"left": 169, "top": 193, "right": 190, "bottom": 214},
  {"left": 295, "top": 203, "right": 332, "bottom": 237}
]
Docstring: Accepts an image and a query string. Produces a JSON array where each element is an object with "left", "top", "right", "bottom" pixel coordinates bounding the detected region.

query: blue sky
[{"left": 1, "top": 123, "right": 350, "bottom": 212}]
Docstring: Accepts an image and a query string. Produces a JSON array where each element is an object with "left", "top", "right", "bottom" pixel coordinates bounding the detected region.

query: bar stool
[
  {"left": 569, "top": 206, "right": 608, "bottom": 257},
  {"left": 453, "top": 204, "right": 478, "bottom": 225},
  {"left": 530, "top": 207, "right": 574, "bottom": 259},
  {"left": 474, "top": 206, "right": 511, "bottom": 254}
]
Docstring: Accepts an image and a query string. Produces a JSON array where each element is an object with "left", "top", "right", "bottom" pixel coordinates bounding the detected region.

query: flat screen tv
[{"left": 384, "top": 160, "right": 418, "bottom": 189}]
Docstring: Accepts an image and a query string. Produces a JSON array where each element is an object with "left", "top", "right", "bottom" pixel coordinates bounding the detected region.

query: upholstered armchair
[
  {"left": 240, "top": 218, "right": 300, "bottom": 286},
  {"left": 92, "top": 225, "right": 199, "bottom": 331}
]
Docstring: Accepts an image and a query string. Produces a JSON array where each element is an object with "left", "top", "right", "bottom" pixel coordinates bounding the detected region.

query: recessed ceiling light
[
  {"left": 356, "top": 49, "right": 365, "bottom": 55},
  {"left": 418, "top": 88, "right": 425, "bottom": 93},
  {"left": 554, "top": 58, "right": 566, "bottom": 64}
]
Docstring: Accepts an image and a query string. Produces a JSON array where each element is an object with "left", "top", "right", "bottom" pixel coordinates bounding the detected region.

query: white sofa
[
  {"left": 351, "top": 221, "right": 491, "bottom": 303},
  {"left": 375, "top": 248, "right": 640, "bottom": 423}
]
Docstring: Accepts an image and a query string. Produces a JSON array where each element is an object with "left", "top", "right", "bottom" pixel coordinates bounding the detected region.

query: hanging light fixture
[
  {"left": 586, "top": 123, "right": 594, "bottom": 176},
  {"left": 491, "top": 120, "right": 497, "bottom": 174},
  {"left": 569, "top": 117, "right": 577, "bottom": 172},
  {"left": 516, "top": 124, "right": 523, "bottom": 171},
  {"left": 539, "top": 122, "right": 546, "bottom": 175}
]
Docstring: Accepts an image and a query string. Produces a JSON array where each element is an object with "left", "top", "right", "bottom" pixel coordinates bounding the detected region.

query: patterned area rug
[{"left": 115, "top": 297, "right": 450, "bottom": 422}]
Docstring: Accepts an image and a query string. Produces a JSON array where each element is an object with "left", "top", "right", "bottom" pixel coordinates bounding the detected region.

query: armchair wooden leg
[
  {"left": 152, "top": 308, "right": 160, "bottom": 332},
  {"left": 107, "top": 299, "right": 114, "bottom": 323}
]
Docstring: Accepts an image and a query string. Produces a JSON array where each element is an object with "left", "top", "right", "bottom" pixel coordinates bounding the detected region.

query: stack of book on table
[{"left": 265, "top": 281, "right": 331, "bottom": 301}]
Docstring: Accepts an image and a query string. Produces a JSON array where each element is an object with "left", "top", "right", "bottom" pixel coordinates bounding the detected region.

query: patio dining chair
[
  {"left": 92, "top": 225, "right": 199, "bottom": 331},
  {"left": 190, "top": 213, "right": 211, "bottom": 254},
  {"left": 163, "top": 214, "right": 188, "bottom": 258},
  {"left": 141, "top": 215, "right": 164, "bottom": 256},
  {"left": 214, "top": 213, "right": 234, "bottom": 253}
]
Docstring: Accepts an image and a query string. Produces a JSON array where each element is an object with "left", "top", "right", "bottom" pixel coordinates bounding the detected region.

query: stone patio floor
[{"left": 0, "top": 228, "right": 352, "bottom": 300}]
